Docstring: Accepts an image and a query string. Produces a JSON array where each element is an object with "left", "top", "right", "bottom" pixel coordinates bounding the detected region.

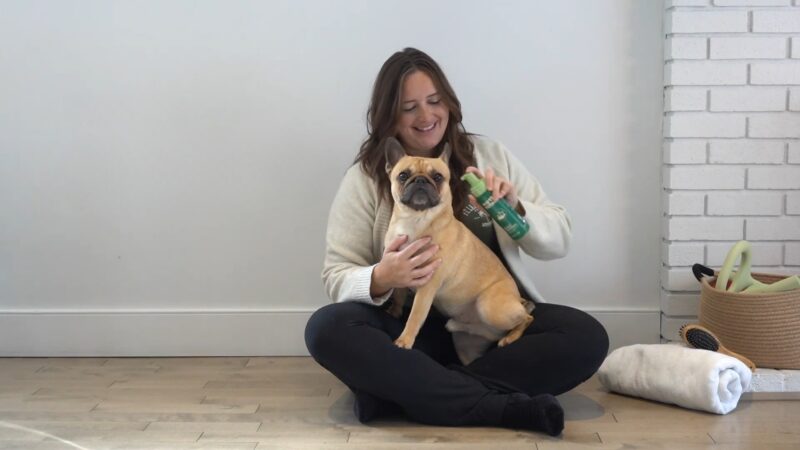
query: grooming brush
[{"left": 679, "top": 323, "right": 756, "bottom": 371}]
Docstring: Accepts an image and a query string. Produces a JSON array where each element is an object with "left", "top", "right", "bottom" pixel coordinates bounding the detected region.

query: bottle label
[{"left": 479, "top": 195, "right": 529, "bottom": 240}]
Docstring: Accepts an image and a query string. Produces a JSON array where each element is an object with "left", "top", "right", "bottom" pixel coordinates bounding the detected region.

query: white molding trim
[{"left": 0, "top": 308, "right": 661, "bottom": 357}]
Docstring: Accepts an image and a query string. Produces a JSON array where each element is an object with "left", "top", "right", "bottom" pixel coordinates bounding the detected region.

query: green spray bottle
[{"left": 461, "top": 173, "right": 530, "bottom": 240}]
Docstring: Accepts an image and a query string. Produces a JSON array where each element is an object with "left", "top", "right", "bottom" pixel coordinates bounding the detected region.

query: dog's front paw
[{"left": 394, "top": 334, "right": 415, "bottom": 349}]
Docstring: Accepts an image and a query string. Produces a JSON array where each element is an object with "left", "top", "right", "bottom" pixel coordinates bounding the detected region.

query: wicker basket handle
[{"left": 692, "top": 263, "right": 715, "bottom": 282}]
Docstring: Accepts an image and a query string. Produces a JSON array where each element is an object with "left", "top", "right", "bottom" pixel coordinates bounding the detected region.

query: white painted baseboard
[
  {"left": 589, "top": 310, "right": 662, "bottom": 350},
  {"left": 661, "top": 314, "right": 698, "bottom": 342},
  {"left": 0, "top": 310, "right": 311, "bottom": 357},
  {"left": 0, "top": 308, "right": 661, "bottom": 357}
]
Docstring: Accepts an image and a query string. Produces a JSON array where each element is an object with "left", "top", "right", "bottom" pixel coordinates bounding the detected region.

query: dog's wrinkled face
[
  {"left": 393, "top": 158, "right": 448, "bottom": 211},
  {"left": 384, "top": 137, "right": 451, "bottom": 212}
]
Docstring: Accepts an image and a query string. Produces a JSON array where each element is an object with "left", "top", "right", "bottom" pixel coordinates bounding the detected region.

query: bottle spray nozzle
[{"left": 460, "top": 173, "right": 488, "bottom": 197}]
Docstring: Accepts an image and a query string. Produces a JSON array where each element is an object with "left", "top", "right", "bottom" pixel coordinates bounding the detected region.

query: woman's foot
[{"left": 501, "top": 392, "right": 564, "bottom": 436}]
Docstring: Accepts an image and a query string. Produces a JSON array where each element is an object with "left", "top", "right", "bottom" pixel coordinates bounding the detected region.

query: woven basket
[{"left": 699, "top": 272, "right": 800, "bottom": 370}]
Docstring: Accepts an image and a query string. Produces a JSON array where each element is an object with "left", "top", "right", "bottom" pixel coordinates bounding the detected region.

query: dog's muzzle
[{"left": 401, "top": 177, "right": 440, "bottom": 211}]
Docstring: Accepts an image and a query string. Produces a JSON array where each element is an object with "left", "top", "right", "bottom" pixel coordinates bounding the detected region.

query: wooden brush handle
[{"left": 720, "top": 346, "right": 756, "bottom": 371}]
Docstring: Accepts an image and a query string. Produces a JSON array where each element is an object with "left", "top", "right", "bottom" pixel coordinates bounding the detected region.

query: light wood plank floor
[{"left": 0, "top": 357, "right": 798, "bottom": 449}]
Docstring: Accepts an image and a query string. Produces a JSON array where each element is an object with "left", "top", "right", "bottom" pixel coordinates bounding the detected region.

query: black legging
[{"left": 305, "top": 300, "right": 609, "bottom": 427}]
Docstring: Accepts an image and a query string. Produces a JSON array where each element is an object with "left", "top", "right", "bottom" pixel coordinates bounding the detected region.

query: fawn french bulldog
[{"left": 383, "top": 137, "right": 533, "bottom": 364}]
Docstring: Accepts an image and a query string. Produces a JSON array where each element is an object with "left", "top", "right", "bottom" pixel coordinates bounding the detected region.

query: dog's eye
[
  {"left": 398, "top": 172, "right": 409, "bottom": 182},
  {"left": 433, "top": 173, "right": 444, "bottom": 183}
]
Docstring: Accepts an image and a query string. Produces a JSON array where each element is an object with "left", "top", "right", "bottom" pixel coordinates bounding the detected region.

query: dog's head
[{"left": 384, "top": 137, "right": 452, "bottom": 212}]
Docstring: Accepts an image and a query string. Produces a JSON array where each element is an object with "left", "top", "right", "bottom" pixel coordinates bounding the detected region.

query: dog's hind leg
[
  {"left": 445, "top": 319, "right": 502, "bottom": 341},
  {"left": 498, "top": 314, "right": 533, "bottom": 347},
  {"left": 476, "top": 293, "right": 533, "bottom": 347},
  {"left": 451, "top": 331, "right": 495, "bottom": 365}
]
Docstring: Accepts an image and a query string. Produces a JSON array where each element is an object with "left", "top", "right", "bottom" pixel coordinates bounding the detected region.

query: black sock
[
  {"left": 501, "top": 393, "right": 564, "bottom": 436},
  {"left": 353, "top": 390, "right": 398, "bottom": 423}
]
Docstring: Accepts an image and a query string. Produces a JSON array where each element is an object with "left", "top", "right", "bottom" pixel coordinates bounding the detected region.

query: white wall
[
  {"left": 661, "top": 0, "right": 800, "bottom": 341},
  {"left": 0, "top": 0, "right": 665, "bottom": 355}
]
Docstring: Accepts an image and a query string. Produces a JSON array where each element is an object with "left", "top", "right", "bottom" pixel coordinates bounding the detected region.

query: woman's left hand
[{"left": 465, "top": 166, "right": 519, "bottom": 209}]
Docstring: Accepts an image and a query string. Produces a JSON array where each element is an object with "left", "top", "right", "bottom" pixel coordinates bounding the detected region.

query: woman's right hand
[{"left": 370, "top": 235, "right": 442, "bottom": 297}]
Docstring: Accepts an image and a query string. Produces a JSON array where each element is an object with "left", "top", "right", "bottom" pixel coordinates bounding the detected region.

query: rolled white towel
[{"left": 597, "top": 344, "right": 752, "bottom": 415}]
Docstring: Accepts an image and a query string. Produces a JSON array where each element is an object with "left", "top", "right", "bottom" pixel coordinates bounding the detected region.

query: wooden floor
[{"left": 0, "top": 357, "right": 798, "bottom": 450}]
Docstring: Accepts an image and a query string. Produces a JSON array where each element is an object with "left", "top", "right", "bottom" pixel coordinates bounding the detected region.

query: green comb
[{"left": 716, "top": 241, "right": 800, "bottom": 294}]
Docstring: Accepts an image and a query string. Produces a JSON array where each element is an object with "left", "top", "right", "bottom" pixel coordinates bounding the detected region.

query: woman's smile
[{"left": 396, "top": 71, "right": 449, "bottom": 156}]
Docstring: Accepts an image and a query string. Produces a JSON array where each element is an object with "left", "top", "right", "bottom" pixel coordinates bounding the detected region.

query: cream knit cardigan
[{"left": 322, "top": 135, "right": 572, "bottom": 306}]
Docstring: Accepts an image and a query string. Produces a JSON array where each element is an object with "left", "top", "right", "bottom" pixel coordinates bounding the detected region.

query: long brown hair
[{"left": 354, "top": 48, "right": 475, "bottom": 214}]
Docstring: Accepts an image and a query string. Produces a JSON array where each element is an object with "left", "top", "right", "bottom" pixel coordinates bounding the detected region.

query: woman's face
[{"left": 395, "top": 71, "right": 449, "bottom": 157}]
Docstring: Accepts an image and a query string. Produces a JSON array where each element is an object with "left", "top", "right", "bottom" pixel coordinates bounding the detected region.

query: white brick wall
[
  {"left": 664, "top": 166, "right": 746, "bottom": 189},
  {"left": 709, "top": 87, "right": 786, "bottom": 111},
  {"left": 708, "top": 139, "right": 785, "bottom": 163},
  {"left": 666, "top": 87, "right": 707, "bottom": 111},
  {"left": 665, "top": 191, "right": 706, "bottom": 214},
  {"left": 752, "top": 11, "right": 800, "bottom": 32},
  {"left": 666, "top": 37, "right": 707, "bottom": 60},
  {"left": 668, "top": 11, "right": 748, "bottom": 33},
  {"left": 788, "top": 191, "right": 800, "bottom": 213},
  {"left": 662, "top": 0, "right": 800, "bottom": 341},
  {"left": 748, "top": 167, "right": 800, "bottom": 188},
  {"left": 665, "top": 61, "right": 748, "bottom": 85},
  {"left": 707, "top": 191, "right": 784, "bottom": 215},
  {"left": 790, "top": 142, "right": 800, "bottom": 161},
  {"left": 751, "top": 62, "right": 800, "bottom": 85},
  {"left": 664, "top": 112, "right": 746, "bottom": 137},
  {"left": 714, "top": 0, "right": 792, "bottom": 6},
  {"left": 706, "top": 241, "right": 784, "bottom": 265},
  {"left": 749, "top": 114, "right": 800, "bottom": 137},
  {"left": 663, "top": 242, "right": 705, "bottom": 265},
  {"left": 664, "top": 139, "right": 707, "bottom": 163},
  {"left": 791, "top": 88, "right": 800, "bottom": 110},
  {"left": 710, "top": 37, "right": 787, "bottom": 59},
  {"left": 788, "top": 243, "right": 800, "bottom": 264}
]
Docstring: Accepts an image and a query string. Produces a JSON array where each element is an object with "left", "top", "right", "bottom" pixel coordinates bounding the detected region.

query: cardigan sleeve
[
  {"left": 321, "top": 164, "right": 393, "bottom": 305},
  {"left": 492, "top": 140, "right": 572, "bottom": 260}
]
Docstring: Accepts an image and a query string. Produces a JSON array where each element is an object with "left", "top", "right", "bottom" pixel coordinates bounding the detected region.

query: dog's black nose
[{"left": 414, "top": 177, "right": 427, "bottom": 184}]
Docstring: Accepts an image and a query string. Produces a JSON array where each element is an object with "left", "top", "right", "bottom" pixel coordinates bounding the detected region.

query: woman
[{"left": 305, "top": 48, "right": 608, "bottom": 436}]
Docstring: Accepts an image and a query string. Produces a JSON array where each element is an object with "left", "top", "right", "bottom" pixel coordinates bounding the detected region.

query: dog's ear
[
  {"left": 439, "top": 142, "right": 451, "bottom": 165},
  {"left": 384, "top": 137, "right": 406, "bottom": 173}
]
